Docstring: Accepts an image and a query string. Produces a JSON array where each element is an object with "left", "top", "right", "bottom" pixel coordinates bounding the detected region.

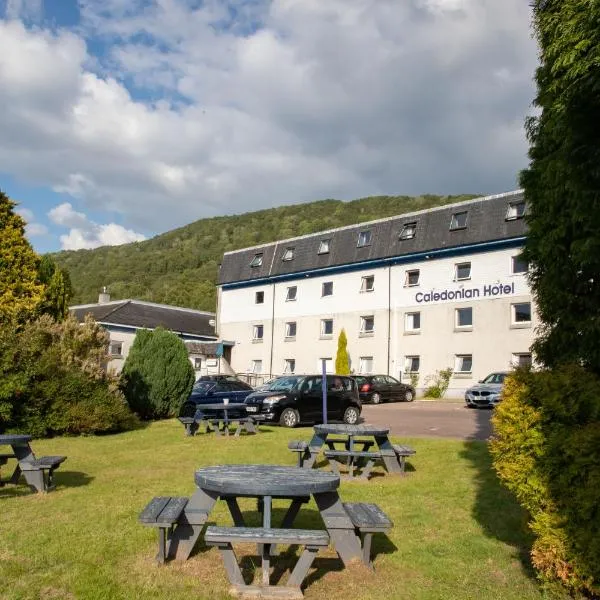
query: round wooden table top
[
  {"left": 195, "top": 464, "right": 339, "bottom": 497},
  {"left": 0, "top": 434, "right": 32, "bottom": 444},
  {"left": 314, "top": 423, "right": 390, "bottom": 436}
]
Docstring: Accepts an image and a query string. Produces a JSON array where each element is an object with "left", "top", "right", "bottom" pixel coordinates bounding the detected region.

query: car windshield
[
  {"left": 262, "top": 376, "right": 303, "bottom": 392},
  {"left": 353, "top": 376, "right": 367, "bottom": 385},
  {"left": 482, "top": 373, "right": 506, "bottom": 384},
  {"left": 192, "top": 381, "right": 215, "bottom": 393}
]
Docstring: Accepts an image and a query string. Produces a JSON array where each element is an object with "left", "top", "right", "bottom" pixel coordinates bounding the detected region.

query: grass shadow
[{"left": 56, "top": 470, "right": 94, "bottom": 489}]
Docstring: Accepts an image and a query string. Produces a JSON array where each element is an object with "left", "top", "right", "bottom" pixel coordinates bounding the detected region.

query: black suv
[
  {"left": 243, "top": 374, "right": 361, "bottom": 428},
  {"left": 179, "top": 376, "right": 254, "bottom": 418}
]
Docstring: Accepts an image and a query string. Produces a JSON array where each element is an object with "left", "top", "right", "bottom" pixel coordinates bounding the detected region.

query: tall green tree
[
  {"left": 0, "top": 191, "right": 45, "bottom": 323},
  {"left": 520, "top": 0, "right": 600, "bottom": 373},
  {"left": 335, "top": 329, "right": 350, "bottom": 375},
  {"left": 121, "top": 328, "right": 195, "bottom": 419},
  {"left": 38, "top": 256, "right": 73, "bottom": 320}
]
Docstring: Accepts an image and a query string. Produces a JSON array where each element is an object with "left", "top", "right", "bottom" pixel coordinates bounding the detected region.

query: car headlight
[{"left": 263, "top": 395, "right": 286, "bottom": 405}]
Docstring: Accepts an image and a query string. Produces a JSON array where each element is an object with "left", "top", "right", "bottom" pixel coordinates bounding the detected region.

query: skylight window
[
  {"left": 450, "top": 211, "right": 468, "bottom": 230},
  {"left": 357, "top": 230, "right": 372, "bottom": 247},
  {"left": 250, "top": 253, "right": 263, "bottom": 267},
  {"left": 318, "top": 239, "right": 331, "bottom": 254},
  {"left": 282, "top": 247, "right": 295, "bottom": 261},
  {"left": 399, "top": 222, "right": 417, "bottom": 240},
  {"left": 506, "top": 201, "right": 526, "bottom": 221}
]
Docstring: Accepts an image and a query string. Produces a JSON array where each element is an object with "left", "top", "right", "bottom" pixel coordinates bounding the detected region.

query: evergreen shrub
[{"left": 490, "top": 366, "right": 600, "bottom": 597}]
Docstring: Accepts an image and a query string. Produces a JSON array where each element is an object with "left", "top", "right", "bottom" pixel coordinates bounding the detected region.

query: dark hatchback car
[
  {"left": 352, "top": 375, "right": 415, "bottom": 404},
  {"left": 244, "top": 374, "right": 361, "bottom": 428},
  {"left": 179, "top": 376, "right": 254, "bottom": 418}
]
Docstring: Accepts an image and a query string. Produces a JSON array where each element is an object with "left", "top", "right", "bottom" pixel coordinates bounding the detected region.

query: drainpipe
[
  {"left": 268, "top": 282, "right": 276, "bottom": 378},
  {"left": 387, "top": 265, "right": 392, "bottom": 376}
]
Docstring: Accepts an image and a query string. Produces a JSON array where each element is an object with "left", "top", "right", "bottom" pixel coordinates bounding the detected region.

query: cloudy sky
[{"left": 0, "top": 0, "right": 537, "bottom": 253}]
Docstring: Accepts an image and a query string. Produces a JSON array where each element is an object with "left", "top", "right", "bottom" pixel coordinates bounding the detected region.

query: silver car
[{"left": 465, "top": 372, "right": 508, "bottom": 408}]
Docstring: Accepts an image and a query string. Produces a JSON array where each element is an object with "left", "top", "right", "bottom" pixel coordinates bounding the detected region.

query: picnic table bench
[
  {"left": 0, "top": 434, "right": 67, "bottom": 493},
  {"left": 178, "top": 404, "right": 256, "bottom": 437}
]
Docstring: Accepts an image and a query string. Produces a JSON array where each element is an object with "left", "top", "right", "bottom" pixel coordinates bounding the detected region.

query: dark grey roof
[
  {"left": 185, "top": 341, "right": 234, "bottom": 355},
  {"left": 70, "top": 300, "right": 216, "bottom": 338},
  {"left": 218, "top": 191, "right": 527, "bottom": 286}
]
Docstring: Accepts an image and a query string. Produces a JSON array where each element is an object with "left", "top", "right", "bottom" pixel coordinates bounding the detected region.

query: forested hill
[{"left": 52, "top": 193, "right": 479, "bottom": 312}]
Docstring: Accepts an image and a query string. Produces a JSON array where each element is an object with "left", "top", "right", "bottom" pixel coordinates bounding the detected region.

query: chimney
[{"left": 98, "top": 286, "right": 111, "bottom": 304}]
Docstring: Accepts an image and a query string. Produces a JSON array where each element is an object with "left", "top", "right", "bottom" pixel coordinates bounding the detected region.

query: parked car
[
  {"left": 464, "top": 372, "right": 508, "bottom": 408},
  {"left": 352, "top": 375, "right": 415, "bottom": 404},
  {"left": 179, "top": 376, "right": 254, "bottom": 418},
  {"left": 243, "top": 374, "right": 361, "bottom": 428}
]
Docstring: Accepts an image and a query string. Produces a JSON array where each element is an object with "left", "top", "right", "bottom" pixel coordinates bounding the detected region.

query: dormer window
[
  {"left": 399, "top": 222, "right": 417, "bottom": 240},
  {"left": 250, "top": 253, "right": 263, "bottom": 267},
  {"left": 450, "top": 211, "right": 468, "bottom": 230},
  {"left": 318, "top": 239, "right": 331, "bottom": 254},
  {"left": 357, "top": 230, "right": 372, "bottom": 247},
  {"left": 506, "top": 201, "right": 526, "bottom": 221},
  {"left": 282, "top": 247, "right": 295, "bottom": 261}
]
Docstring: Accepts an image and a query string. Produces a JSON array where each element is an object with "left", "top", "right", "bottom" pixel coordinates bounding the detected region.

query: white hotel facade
[{"left": 216, "top": 190, "right": 536, "bottom": 396}]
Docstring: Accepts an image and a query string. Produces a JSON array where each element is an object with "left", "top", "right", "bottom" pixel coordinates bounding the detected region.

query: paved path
[{"left": 360, "top": 401, "right": 493, "bottom": 441}]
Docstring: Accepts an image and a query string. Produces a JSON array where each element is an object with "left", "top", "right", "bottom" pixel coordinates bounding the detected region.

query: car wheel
[
  {"left": 343, "top": 406, "right": 360, "bottom": 425},
  {"left": 180, "top": 403, "right": 197, "bottom": 418},
  {"left": 371, "top": 392, "right": 381, "bottom": 404},
  {"left": 404, "top": 389, "right": 414, "bottom": 402},
  {"left": 280, "top": 408, "right": 299, "bottom": 428}
]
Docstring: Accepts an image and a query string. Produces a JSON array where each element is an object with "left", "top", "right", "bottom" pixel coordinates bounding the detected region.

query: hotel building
[{"left": 216, "top": 190, "right": 535, "bottom": 396}]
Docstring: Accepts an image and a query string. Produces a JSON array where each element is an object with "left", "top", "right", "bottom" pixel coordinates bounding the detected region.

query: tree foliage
[
  {"left": 520, "top": 0, "right": 600, "bottom": 373},
  {"left": 0, "top": 314, "right": 137, "bottom": 436},
  {"left": 51, "top": 193, "right": 477, "bottom": 311},
  {"left": 38, "top": 255, "right": 73, "bottom": 320},
  {"left": 121, "top": 328, "right": 195, "bottom": 419},
  {"left": 335, "top": 329, "right": 350, "bottom": 375},
  {"left": 0, "top": 190, "right": 45, "bottom": 323}
]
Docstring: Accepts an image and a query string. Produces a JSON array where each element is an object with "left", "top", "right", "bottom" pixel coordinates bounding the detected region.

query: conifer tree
[{"left": 335, "top": 329, "right": 350, "bottom": 375}]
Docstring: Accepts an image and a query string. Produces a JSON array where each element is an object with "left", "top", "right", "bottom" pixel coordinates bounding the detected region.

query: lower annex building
[{"left": 216, "top": 190, "right": 536, "bottom": 396}]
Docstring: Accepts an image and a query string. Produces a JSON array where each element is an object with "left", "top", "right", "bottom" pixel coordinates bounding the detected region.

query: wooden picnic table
[
  {"left": 179, "top": 403, "right": 256, "bottom": 437},
  {"left": 0, "top": 434, "right": 66, "bottom": 493}
]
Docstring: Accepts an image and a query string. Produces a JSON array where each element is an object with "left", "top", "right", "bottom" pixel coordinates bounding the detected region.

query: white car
[{"left": 464, "top": 372, "right": 508, "bottom": 408}]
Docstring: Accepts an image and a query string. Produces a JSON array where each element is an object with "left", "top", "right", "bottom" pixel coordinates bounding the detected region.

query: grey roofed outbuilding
[
  {"left": 217, "top": 190, "right": 527, "bottom": 286},
  {"left": 70, "top": 300, "right": 217, "bottom": 339}
]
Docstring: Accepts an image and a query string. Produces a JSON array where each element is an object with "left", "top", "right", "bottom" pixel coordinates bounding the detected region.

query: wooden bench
[
  {"left": 288, "top": 440, "right": 309, "bottom": 467},
  {"left": 325, "top": 438, "right": 375, "bottom": 452},
  {"left": 205, "top": 526, "right": 329, "bottom": 598},
  {"left": 19, "top": 455, "right": 67, "bottom": 492},
  {"left": 323, "top": 449, "right": 382, "bottom": 479},
  {"left": 343, "top": 502, "right": 393, "bottom": 569},
  {"left": 178, "top": 416, "right": 200, "bottom": 436},
  {"left": 207, "top": 417, "right": 256, "bottom": 437},
  {"left": 392, "top": 444, "right": 416, "bottom": 474},
  {"left": 139, "top": 496, "right": 188, "bottom": 564}
]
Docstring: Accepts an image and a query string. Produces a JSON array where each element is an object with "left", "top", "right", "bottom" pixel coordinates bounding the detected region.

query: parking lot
[{"left": 361, "top": 400, "right": 493, "bottom": 441}]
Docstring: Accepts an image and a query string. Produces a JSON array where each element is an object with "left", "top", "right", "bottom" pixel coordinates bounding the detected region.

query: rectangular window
[
  {"left": 251, "top": 360, "right": 263, "bottom": 374},
  {"left": 455, "top": 354, "right": 473, "bottom": 373},
  {"left": 322, "top": 281, "right": 333, "bottom": 297},
  {"left": 359, "top": 356, "right": 374, "bottom": 374},
  {"left": 450, "top": 211, "right": 468, "bottom": 230},
  {"left": 109, "top": 341, "right": 123, "bottom": 356},
  {"left": 455, "top": 262, "right": 471, "bottom": 281},
  {"left": 357, "top": 230, "right": 372, "bottom": 247},
  {"left": 404, "top": 355, "right": 420, "bottom": 373},
  {"left": 512, "top": 353, "right": 532, "bottom": 368},
  {"left": 405, "top": 312, "right": 421, "bottom": 332},
  {"left": 253, "top": 324, "right": 264, "bottom": 340},
  {"left": 318, "top": 239, "right": 331, "bottom": 254},
  {"left": 317, "top": 358, "right": 333, "bottom": 374},
  {"left": 455, "top": 307, "right": 473, "bottom": 328},
  {"left": 399, "top": 222, "right": 417, "bottom": 240},
  {"left": 286, "top": 286, "right": 297, "bottom": 301},
  {"left": 282, "top": 247, "right": 295, "bottom": 261},
  {"left": 250, "top": 253, "right": 263, "bottom": 267},
  {"left": 361, "top": 275, "right": 375, "bottom": 292},
  {"left": 506, "top": 201, "right": 526, "bottom": 220},
  {"left": 255, "top": 290, "right": 264, "bottom": 304},
  {"left": 285, "top": 321, "right": 297, "bottom": 338},
  {"left": 283, "top": 359, "right": 296, "bottom": 374},
  {"left": 193, "top": 357, "right": 202, "bottom": 369},
  {"left": 405, "top": 269, "right": 420, "bottom": 287},
  {"left": 360, "top": 315, "right": 375, "bottom": 334},
  {"left": 320, "top": 319, "right": 333, "bottom": 336},
  {"left": 511, "top": 255, "right": 528, "bottom": 274},
  {"left": 512, "top": 302, "right": 532, "bottom": 324}
]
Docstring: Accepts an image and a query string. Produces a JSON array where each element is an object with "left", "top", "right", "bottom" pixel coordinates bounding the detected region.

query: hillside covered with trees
[{"left": 53, "top": 193, "right": 478, "bottom": 311}]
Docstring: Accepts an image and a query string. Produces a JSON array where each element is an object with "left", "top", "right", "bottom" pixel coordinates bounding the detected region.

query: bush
[
  {"left": 490, "top": 366, "right": 600, "bottom": 597},
  {"left": 121, "top": 328, "right": 195, "bottom": 419},
  {"left": 423, "top": 368, "right": 453, "bottom": 398}
]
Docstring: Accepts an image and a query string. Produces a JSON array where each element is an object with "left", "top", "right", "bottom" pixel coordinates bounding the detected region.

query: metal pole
[{"left": 321, "top": 359, "right": 328, "bottom": 424}]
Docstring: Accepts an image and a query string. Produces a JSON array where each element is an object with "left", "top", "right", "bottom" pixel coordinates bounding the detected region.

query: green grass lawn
[{"left": 0, "top": 420, "right": 542, "bottom": 600}]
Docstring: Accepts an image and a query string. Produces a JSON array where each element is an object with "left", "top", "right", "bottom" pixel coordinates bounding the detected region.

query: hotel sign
[{"left": 415, "top": 282, "right": 516, "bottom": 304}]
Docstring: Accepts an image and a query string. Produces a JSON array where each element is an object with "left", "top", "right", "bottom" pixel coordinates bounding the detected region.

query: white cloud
[
  {"left": 48, "top": 202, "right": 146, "bottom": 250},
  {"left": 4, "top": 0, "right": 42, "bottom": 21},
  {"left": 16, "top": 206, "right": 48, "bottom": 237},
  {"left": 0, "top": 1, "right": 537, "bottom": 242}
]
